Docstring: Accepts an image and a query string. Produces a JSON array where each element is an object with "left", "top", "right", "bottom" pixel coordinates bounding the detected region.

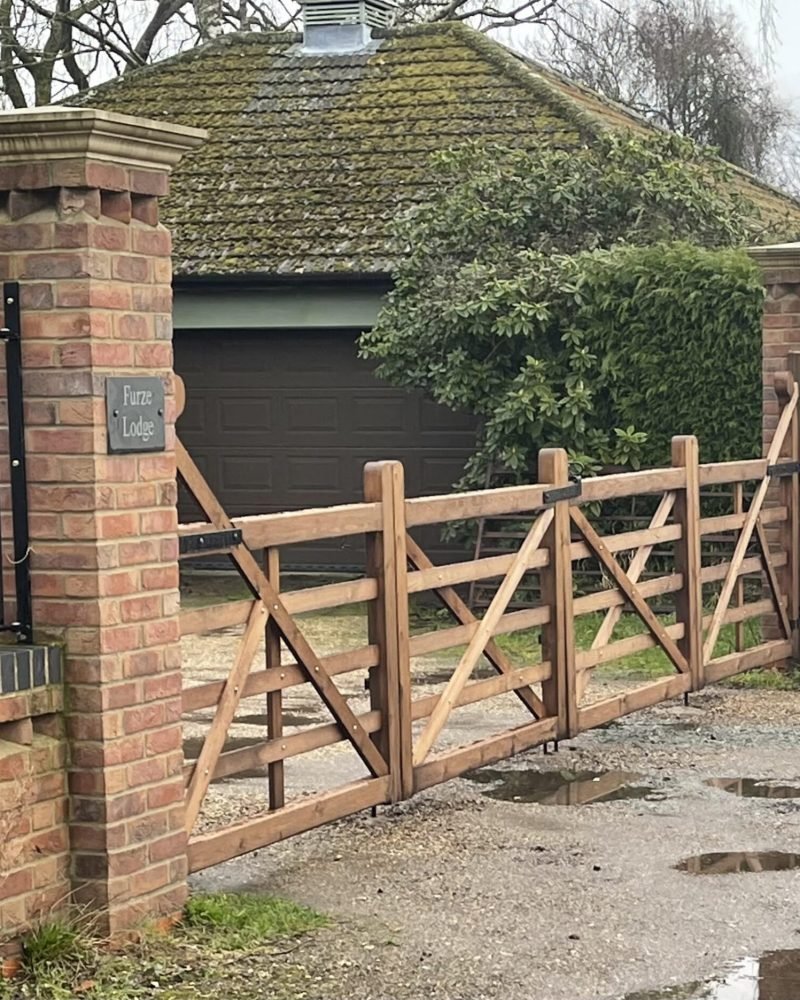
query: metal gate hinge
[
  {"left": 542, "top": 481, "right": 582, "bottom": 505},
  {"left": 179, "top": 528, "right": 243, "bottom": 557},
  {"left": 767, "top": 461, "right": 800, "bottom": 478}
]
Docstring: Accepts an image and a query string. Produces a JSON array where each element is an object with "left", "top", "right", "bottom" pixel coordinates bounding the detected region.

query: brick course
[{"left": 0, "top": 730, "right": 70, "bottom": 962}]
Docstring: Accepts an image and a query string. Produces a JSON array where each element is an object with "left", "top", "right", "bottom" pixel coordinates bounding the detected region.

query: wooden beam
[
  {"left": 579, "top": 468, "right": 684, "bottom": 503},
  {"left": 411, "top": 508, "right": 554, "bottom": 766},
  {"left": 570, "top": 507, "right": 688, "bottom": 675},
  {"left": 577, "top": 673, "right": 691, "bottom": 731},
  {"left": 364, "top": 461, "right": 412, "bottom": 802},
  {"left": 409, "top": 605, "right": 550, "bottom": 659},
  {"left": 412, "top": 716, "right": 558, "bottom": 793},
  {"left": 672, "top": 437, "right": 703, "bottom": 690},
  {"left": 180, "top": 502, "right": 383, "bottom": 550},
  {"left": 184, "top": 602, "right": 268, "bottom": 833},
  {"left": 697, "top": 459, "right": 767, "bottom": 486},
  {"left": 577, "top": 491, "right": 675, "bottom": 702},
  {"left": 538, "top": 448, "right": 576, "bottom": 737},
  {"left": 405, "top": 535, "right": 546, "bottom": 720},
  {"left": 182, "top": 643, "right": 379, "bottom": 713},
  {"left": 177, "top": 438, "right": 388, "bottom": 780},
  {"left": 405, "top": 484, "right": 550, "bottom": 527},
  {"left": 265, "top": 548, "right": 284, "bottom": 811},
  {"left": 702, "top": 380, "right": 799, "bottom": 661},
  {"left": 188, "top": 776, "right": 391, "bottom": 873},
  {"left": 704, "top": 639, "right": 792, "bottom": 684},
  {"left": 754, "top": 521, "right": 792, "bottom": 639}
]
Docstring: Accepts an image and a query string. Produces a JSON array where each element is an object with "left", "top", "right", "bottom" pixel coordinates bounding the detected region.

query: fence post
[
  {"left": 671, "top": 436, "right": 703, "bottom": 690},
  {"left": 537, "top": 448, "right": 577, "bottom": 738},
  {"left": 264, "top": 547, "right": 284, "bottom": 810},
  {"left": 363, "top": 461, "right": 412, "bottom": 801}
]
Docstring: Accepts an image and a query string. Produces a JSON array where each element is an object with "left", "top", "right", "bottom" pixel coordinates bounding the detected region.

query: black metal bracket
[
  {"left": 542, "top": 481, "right": 582, "bottom": 505},
  {"left": 179, "top": 528, "right": 243, "bottom": 557},
  {"left": 767, "top": 460, "right": 800, "bottom": 478},
  {"left": 790, "top": 618, "right": 799, "bottom": 633},
  {"left": 2, "top": 283, "right": 32, "bottom": 645}
]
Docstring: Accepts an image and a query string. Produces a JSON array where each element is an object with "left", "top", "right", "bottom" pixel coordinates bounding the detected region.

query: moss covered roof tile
[{"left": 72, "top": 23, "right": 800, "bottom": 276}]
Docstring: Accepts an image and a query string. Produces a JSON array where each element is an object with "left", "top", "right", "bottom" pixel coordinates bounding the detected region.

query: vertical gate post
[
  {"left": 537, "top": 448, "right": 577, "bottom": 738},
  {"left": 363, "top": 461, "right": 412, "bottom": 801},
  {"left": 780, "top": 353, "right": 800, "bottom": 659},
  {"left": 671, "top": 436, "right": 703, "bottom": 689},
  {"left": 264, "top": 548, "right": 285, "bottom": 810},
  {"left": 0, "top": 108, "right": 204, "bottom": 936}
]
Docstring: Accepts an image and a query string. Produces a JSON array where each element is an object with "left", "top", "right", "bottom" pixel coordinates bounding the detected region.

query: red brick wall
[{"left": 0, "top": 686, "right": 69, "bottom": 967}]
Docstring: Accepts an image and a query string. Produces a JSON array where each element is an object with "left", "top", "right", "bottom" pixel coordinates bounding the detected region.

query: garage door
[{"left": 175, "top": 329, "right": 478, "bottom": 568}]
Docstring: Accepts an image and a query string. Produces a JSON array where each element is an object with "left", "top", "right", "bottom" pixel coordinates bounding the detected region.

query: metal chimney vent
[{"left": 301, "top": 0, "right": 394, "bottom": 53}]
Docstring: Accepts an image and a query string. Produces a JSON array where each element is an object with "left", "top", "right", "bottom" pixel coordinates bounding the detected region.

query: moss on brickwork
[{"left": 72, "top": 23, "right": 800, "bottom": 277}]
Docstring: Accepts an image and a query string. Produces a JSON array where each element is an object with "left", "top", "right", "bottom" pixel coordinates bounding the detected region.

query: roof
[{"left": 72, "top": 23, "right": 800, "bottom": 277}]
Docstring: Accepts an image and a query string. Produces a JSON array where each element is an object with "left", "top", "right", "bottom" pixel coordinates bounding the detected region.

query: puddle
[
  {"left": 620, "top": 949, "right": 800, "bottom": 999},
  {"left": 676, "top": 851, "right": 800, "bottom": 874},
  {"left": 706, "top": 777, "right": 800, "bottom": 799},
  {"left": 233, "top": 712, "right": 322, "bottom": 728},
  {"left": 464, "top": 767, "right": 654, "bottom": 805}
]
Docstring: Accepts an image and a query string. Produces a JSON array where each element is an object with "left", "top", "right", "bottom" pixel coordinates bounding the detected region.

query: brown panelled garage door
[{"left": 175, "top": 329, "right": 478, "bottom": 568}]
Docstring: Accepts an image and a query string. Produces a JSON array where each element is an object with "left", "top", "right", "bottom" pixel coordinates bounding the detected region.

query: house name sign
[{"left": 106, "top": 376, "right": 166, "bottom": 454}]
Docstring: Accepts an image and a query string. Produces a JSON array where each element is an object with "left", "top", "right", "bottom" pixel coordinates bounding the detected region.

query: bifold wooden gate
[{"left": 177, "top": 371, "right": 800, "bottom": 873}]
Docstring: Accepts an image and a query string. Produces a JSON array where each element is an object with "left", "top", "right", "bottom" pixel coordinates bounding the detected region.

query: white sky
[{"left": 733, "top": 0, "right": 800, "bottom": 104}]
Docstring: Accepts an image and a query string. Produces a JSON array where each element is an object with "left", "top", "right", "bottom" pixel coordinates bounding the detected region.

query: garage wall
[{"left": 175, "top": 328, "right": 478, "bottom": 569}]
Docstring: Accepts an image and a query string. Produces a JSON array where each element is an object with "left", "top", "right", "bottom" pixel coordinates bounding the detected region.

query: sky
[{"left": 734, "top": 0, "right": 800, "bottom": 105}]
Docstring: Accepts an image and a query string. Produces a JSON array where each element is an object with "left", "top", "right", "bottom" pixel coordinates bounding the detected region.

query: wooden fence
[{"left": 176, "top": 371, "right": 799, "bottom": 872}]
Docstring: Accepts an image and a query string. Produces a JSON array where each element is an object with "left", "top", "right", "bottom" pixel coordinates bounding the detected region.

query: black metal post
[{"left": 2, "top": 282, "right": 32, "bottom": 643}]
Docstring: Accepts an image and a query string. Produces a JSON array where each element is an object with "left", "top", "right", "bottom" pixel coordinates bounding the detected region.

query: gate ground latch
[{"left": 767, "top": 461, "right": 800, "bottom": 478}]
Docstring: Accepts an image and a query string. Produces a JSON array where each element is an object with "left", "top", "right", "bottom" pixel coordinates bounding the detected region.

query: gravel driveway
[{"left": 190, "top": 686, "right": 800, "bottom": 1000}]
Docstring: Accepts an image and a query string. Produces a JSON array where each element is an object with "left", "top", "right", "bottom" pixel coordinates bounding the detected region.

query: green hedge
[{"left": 577, "top": 242, "right": 764, "bottom": 467}]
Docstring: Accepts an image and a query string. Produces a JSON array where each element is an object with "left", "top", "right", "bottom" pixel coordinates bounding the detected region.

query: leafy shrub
[{"left": 361, "top": 132, "right": 793, "bottom": 484}]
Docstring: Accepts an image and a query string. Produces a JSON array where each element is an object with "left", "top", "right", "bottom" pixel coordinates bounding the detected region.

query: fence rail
[{"left": 176, "top": 368, "right": 800, "bottom": 873}]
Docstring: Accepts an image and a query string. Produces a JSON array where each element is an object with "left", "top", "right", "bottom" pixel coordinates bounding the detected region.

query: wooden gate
[{"left": 176, "top": 369, "right": 800, "bottom": 871}]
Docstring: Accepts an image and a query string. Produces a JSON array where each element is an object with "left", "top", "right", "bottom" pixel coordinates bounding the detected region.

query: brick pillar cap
[
  {"left": 749, "top": 241, "right": 800, "bottom": 267},
  {"left": 0, "top": 107, "right": 206, "bottom": 173}
]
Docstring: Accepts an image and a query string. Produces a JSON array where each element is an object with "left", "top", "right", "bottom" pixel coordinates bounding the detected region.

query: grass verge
[{"left": 1, "top": 893, "right": 328, "bottom": 1000}]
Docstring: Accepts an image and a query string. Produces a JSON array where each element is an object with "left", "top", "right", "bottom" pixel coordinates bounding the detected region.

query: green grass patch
[
  {"left": 183, "top": 892, "right": 328, "bottom": 949},
  {"left": 1, "top": 894, "right": 328, "bottom": 1000},
  {"left": 724, "top": 666, "right": 800, "bottom": 690}
]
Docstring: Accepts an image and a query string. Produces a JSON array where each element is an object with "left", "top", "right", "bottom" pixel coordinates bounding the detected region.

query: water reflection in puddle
[
  {"left": 621, "top": 949, "right": 800, "bottom": 999},
  {"left": 464, "top": 768, "right": 654, "bottom": 805},
  {"left": 705, "top": 777, "right": 800, "bottom": 799},
  {"left": 676, "top": 851, "right": 800, "bottom": 874}
]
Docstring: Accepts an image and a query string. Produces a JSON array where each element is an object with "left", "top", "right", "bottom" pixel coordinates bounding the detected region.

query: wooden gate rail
[{"left": 176, "top": 368, "right": 800, "bottom": 873}]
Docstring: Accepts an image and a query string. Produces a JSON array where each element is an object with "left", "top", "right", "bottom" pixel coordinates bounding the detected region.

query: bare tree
[
  {"left": 0, "top": 0, "right": 782, "bottom": 109},
  {"left": 534, "top": 0, "right": 793, "bottom": 179}
]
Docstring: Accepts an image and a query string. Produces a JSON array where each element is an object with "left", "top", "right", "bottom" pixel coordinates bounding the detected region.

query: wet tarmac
[
  {"left": 464, "top": 767, "right": 654, "bottom": 805},
  {"left": 705, "top": 777, "right": 800, "bottom": 799},
  {"left": 675, "top": 851, "right": 800, "bottom": 874},
  {"left": 620, "top": 949, "right": 800, "bottom": 999}
]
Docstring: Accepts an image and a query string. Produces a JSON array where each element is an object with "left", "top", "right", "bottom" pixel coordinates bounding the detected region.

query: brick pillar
[
  {"left": 750, "top": 243, "right": 800, "bottom": 451},
  {"left": 0, "top": 108, "right": 204, "bottom": 934},
  {"left": 750, "top": 242, "right": 800, "bottom": 652}
]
